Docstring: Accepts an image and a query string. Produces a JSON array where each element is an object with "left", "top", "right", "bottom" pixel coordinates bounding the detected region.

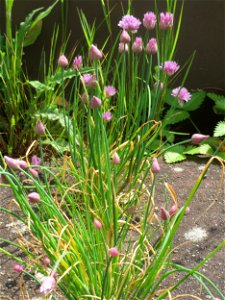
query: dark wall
[{"left": 0, "top": 0, "right": 224, "bottom": 90}]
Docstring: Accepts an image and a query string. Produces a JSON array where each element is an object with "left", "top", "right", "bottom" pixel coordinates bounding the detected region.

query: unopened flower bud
[
  {"left": 120, "top": 30, "right": 131, "bottom": 43},
  {"left": 13, "top": 264, "right": 24, "bottom": 273},
  {"left": 34, "top": 120, "right": 45, "bottom": 135},
  {"left": 191, "top": 133, "right": 210, "bottom": 145},
  {"left": 43, "top": 257, "right": 51, "bottom": 266},
  {"left": 58, "top": 54, "right": 68, "bottom": 68},
  {"left": 29, "top": 168, "right": 39, "bottom": 178},
  {"left": 151, "top": 157, "right": 160, "bottom": 173},
  {"left": 160, "top": 207, "right": 170, "bottom": 220},
  {"left": 93, "top": 219, "right": 102, "bottom": 230},
  {"left": 31, "top": 155, "right": 41, "bottom": 166},
  {"left": 118, "top": 43, "right": 128, "bottom": 53},
  {"left": 4, "top": 156, "right": 20, "bottom": 170},
  {"left": 28, "top": 192, "right": 40, "bottom": 203},
  {"left": 169, "top": 204, "right": 178, "bottom": 217},
  {"left": 90, "top": 96, "right": 102, "bottom": 109},
  {"left": 109, "top": 247, "right": 119, "bottom": 257},
  {"left": 132, "top": 37, "right": 143, "bottom": 53},
  {"left": 89, "top": 45, "right": 103, "bottom": 61},
  {"left": 111, "top": 152, "right": 120, "bottom": 165}
]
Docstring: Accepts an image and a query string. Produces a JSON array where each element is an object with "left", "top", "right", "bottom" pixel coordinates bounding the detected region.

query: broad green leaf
[
  {"left": 216, "top": 152, "right": 225, "bottom": 161},
  {"left": 42, "top": 138, "right": 70, "bottom": 153},
  {"left": 183, "top": 90, "right": 206, "bottom": 111},
  {"left": 214, "top": 121, "right": 225, "bottom": 137},
  {"left": 164, "top": 109, "right": 190, "bottom": 125},
  {"left": 164, "top": 145, "right": 186, "bottom": 163},
  {"left": 184, "top": 144, "right": 214, "bottom": 155},
  {"left": 164, "top": 151, "right": 186, "bottom": 163},
  {"left": 24, "top": 20, "right": 42, "bottom": 47},
  {"left": 27, "top": 80, "right": 53, "bottom": 93},
  {"left": 207, "top": 92, "right": 225, "bottom": 103}
]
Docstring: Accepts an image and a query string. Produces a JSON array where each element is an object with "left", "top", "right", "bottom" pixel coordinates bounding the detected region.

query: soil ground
[{"left": 0, "top": 156, "right": 224, "bottom": 300}]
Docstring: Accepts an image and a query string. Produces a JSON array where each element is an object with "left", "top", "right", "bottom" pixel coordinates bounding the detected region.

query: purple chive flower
[
  {"left": 146, "top": 38, "right": 157, "bottom": 54},
  {"left": 90, "top": 96, "right": 102, "bottom": 109},
  {"left": 191, "top": 133, "right": 210, "bottom": 144},
  {"left": 143, "top": 11, "right": 157, "bottom": 30},
  {"left": 89, "top": 44, "right": 103, "bottom": 61},
  {"left": 160, "top": 207, "right": 170, "bottom": 220},
  {"left": 40, "top": 276, "right": 56, "bottom": 295},
  {"left": 118, "top": 15, "right": 141, "bottom": 33},
  {"left": 171, "top": 87, "right": 191, "bottom": 103},
  {"left": 93, "top": 219, "right": 102, "bottom": 230},
  {"left": 163, "top": 61, "right": 180, "bottom": 76},
  {"left": 58, "top": 54, "right": 68, "bottom": 68},
  {"left": 31, "top": 155, "right": 41, "bottom": 166},
  {"left": 111, "top": 152, "right": 120, "bottom": 165},
  {"left": 120, "top": 30, "right": 131, "bottom": 43},
  {"left": 151, "top": 157, "right": 160, "bottom": 173},
  {"left": 104, "top": 85, "right": 117, "bottom": 97},
  {"left": 109, "top": 247, "right": 119, "bottom": 257},
  {"left": 102, "top": 112, "right": 113, "bottom": 122},
  {"left": 27, "top": 192, "right": 40, "bottom": 203},
  {"left": 34, "top": 120, "right": 45, "bottom": 135},
  {"left": 73, "top": 55, "right": 83, "bottom": 70},
  {"left": 132, "top": 37, "right": 143, "bottom": 53},
  {"left": 118, "top": 42, "right": 128, "bottom": 53},
  {"left": 159, "top": 12, "right": 174, "bottom": 30},
  {"left": 81, "top": 74, "right": 97, "bottom": 88},
  {"left": 13, "top": 264, "right": 24, "bottom": 273}
]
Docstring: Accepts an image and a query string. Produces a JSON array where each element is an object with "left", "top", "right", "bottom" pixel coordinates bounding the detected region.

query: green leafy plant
[{"left": 0, "top": 0, "right": 59, "bottom": 155}]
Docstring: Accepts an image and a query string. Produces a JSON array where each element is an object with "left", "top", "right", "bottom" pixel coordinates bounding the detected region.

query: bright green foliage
[{"left": 214, "top": 121, "right": 225, "bottom": 137}]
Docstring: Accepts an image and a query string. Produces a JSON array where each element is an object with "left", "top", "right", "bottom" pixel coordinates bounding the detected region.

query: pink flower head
[
  {"left": 40, "top": 276, "right": 56, "bottom": 295},
  {"left": 89, "top": 44, "right": 103, "bottom": 61},
  {"left": 132, "top": 37, "right": 143, "bottom": 53},
  {"left": 58, "top": 54, "right": 68, "bottom": 68},
  {"left": 34, "top": 120, "right": 45, "bottom": 135},
  {"left": 171, "top": 87, "right": 191, "bottom": 103},
  {"left": 81, "top": 74, "right": 97, "bottom": 88},
  {"left": 102, "top": 112, "right": 113, "bottom": 122},
  {"left": 73, "top": 55, "right": 83, "bottom": 70},
  {"left": 43, "top": 257, "right": 51, "bottom": 266},
  {"left": 31, "top": 155, "right": 41, "bottom": 166},
  {"left": 93, "top": 219, "right": 102, "bottom": 230},
  {"left": 151, "top": 157, "right": 160, "bottom": 173},
  {"left": 120, "top": 30, "right": 131, "bottom": 43},
  {"left": 169, "top": 204, "right": 178, "bottom": 217},
  {"left": 143, "top": 11, "right": 157, "bottom": 30},
  {"left": 105, "top": 85, "right": 117, "bottom": 97},
  {"left": 163, "top": 61, "right": 180, "bottom": 76},
  {"left": 118, "top": 15, "right": 141, "bottom": 33},
  {"left": 160, "top": 207, "right": 170, "bottom": 220},
  {"left": 118, "top": 43, "right": 128, "bottom": 53},
  {"left": 212, "top": 298, "right": 221, "bottom": 300},
  {"left": 13, "top": 263, "right": 24, "bottom": 273},
  {"left": 27, "top": 192, "right": 40, "bottom": 203},
  {"left": 90, "top": 96, "right": 102, "bottom": 109},
  {"left": 109, "top": 247, "right": 119, "bottom": 257},
  {"left": 146, "top": 38, "right": 157, "bottom": 54},
  {"left": 191, "top": 133, "right": 210, "bottom": 144},
  {"left": 111, "top": 152, "right": 120, "bottom": 165},
  {"left": 159, "top": 12, "right": 174, "bottom": 30}
]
